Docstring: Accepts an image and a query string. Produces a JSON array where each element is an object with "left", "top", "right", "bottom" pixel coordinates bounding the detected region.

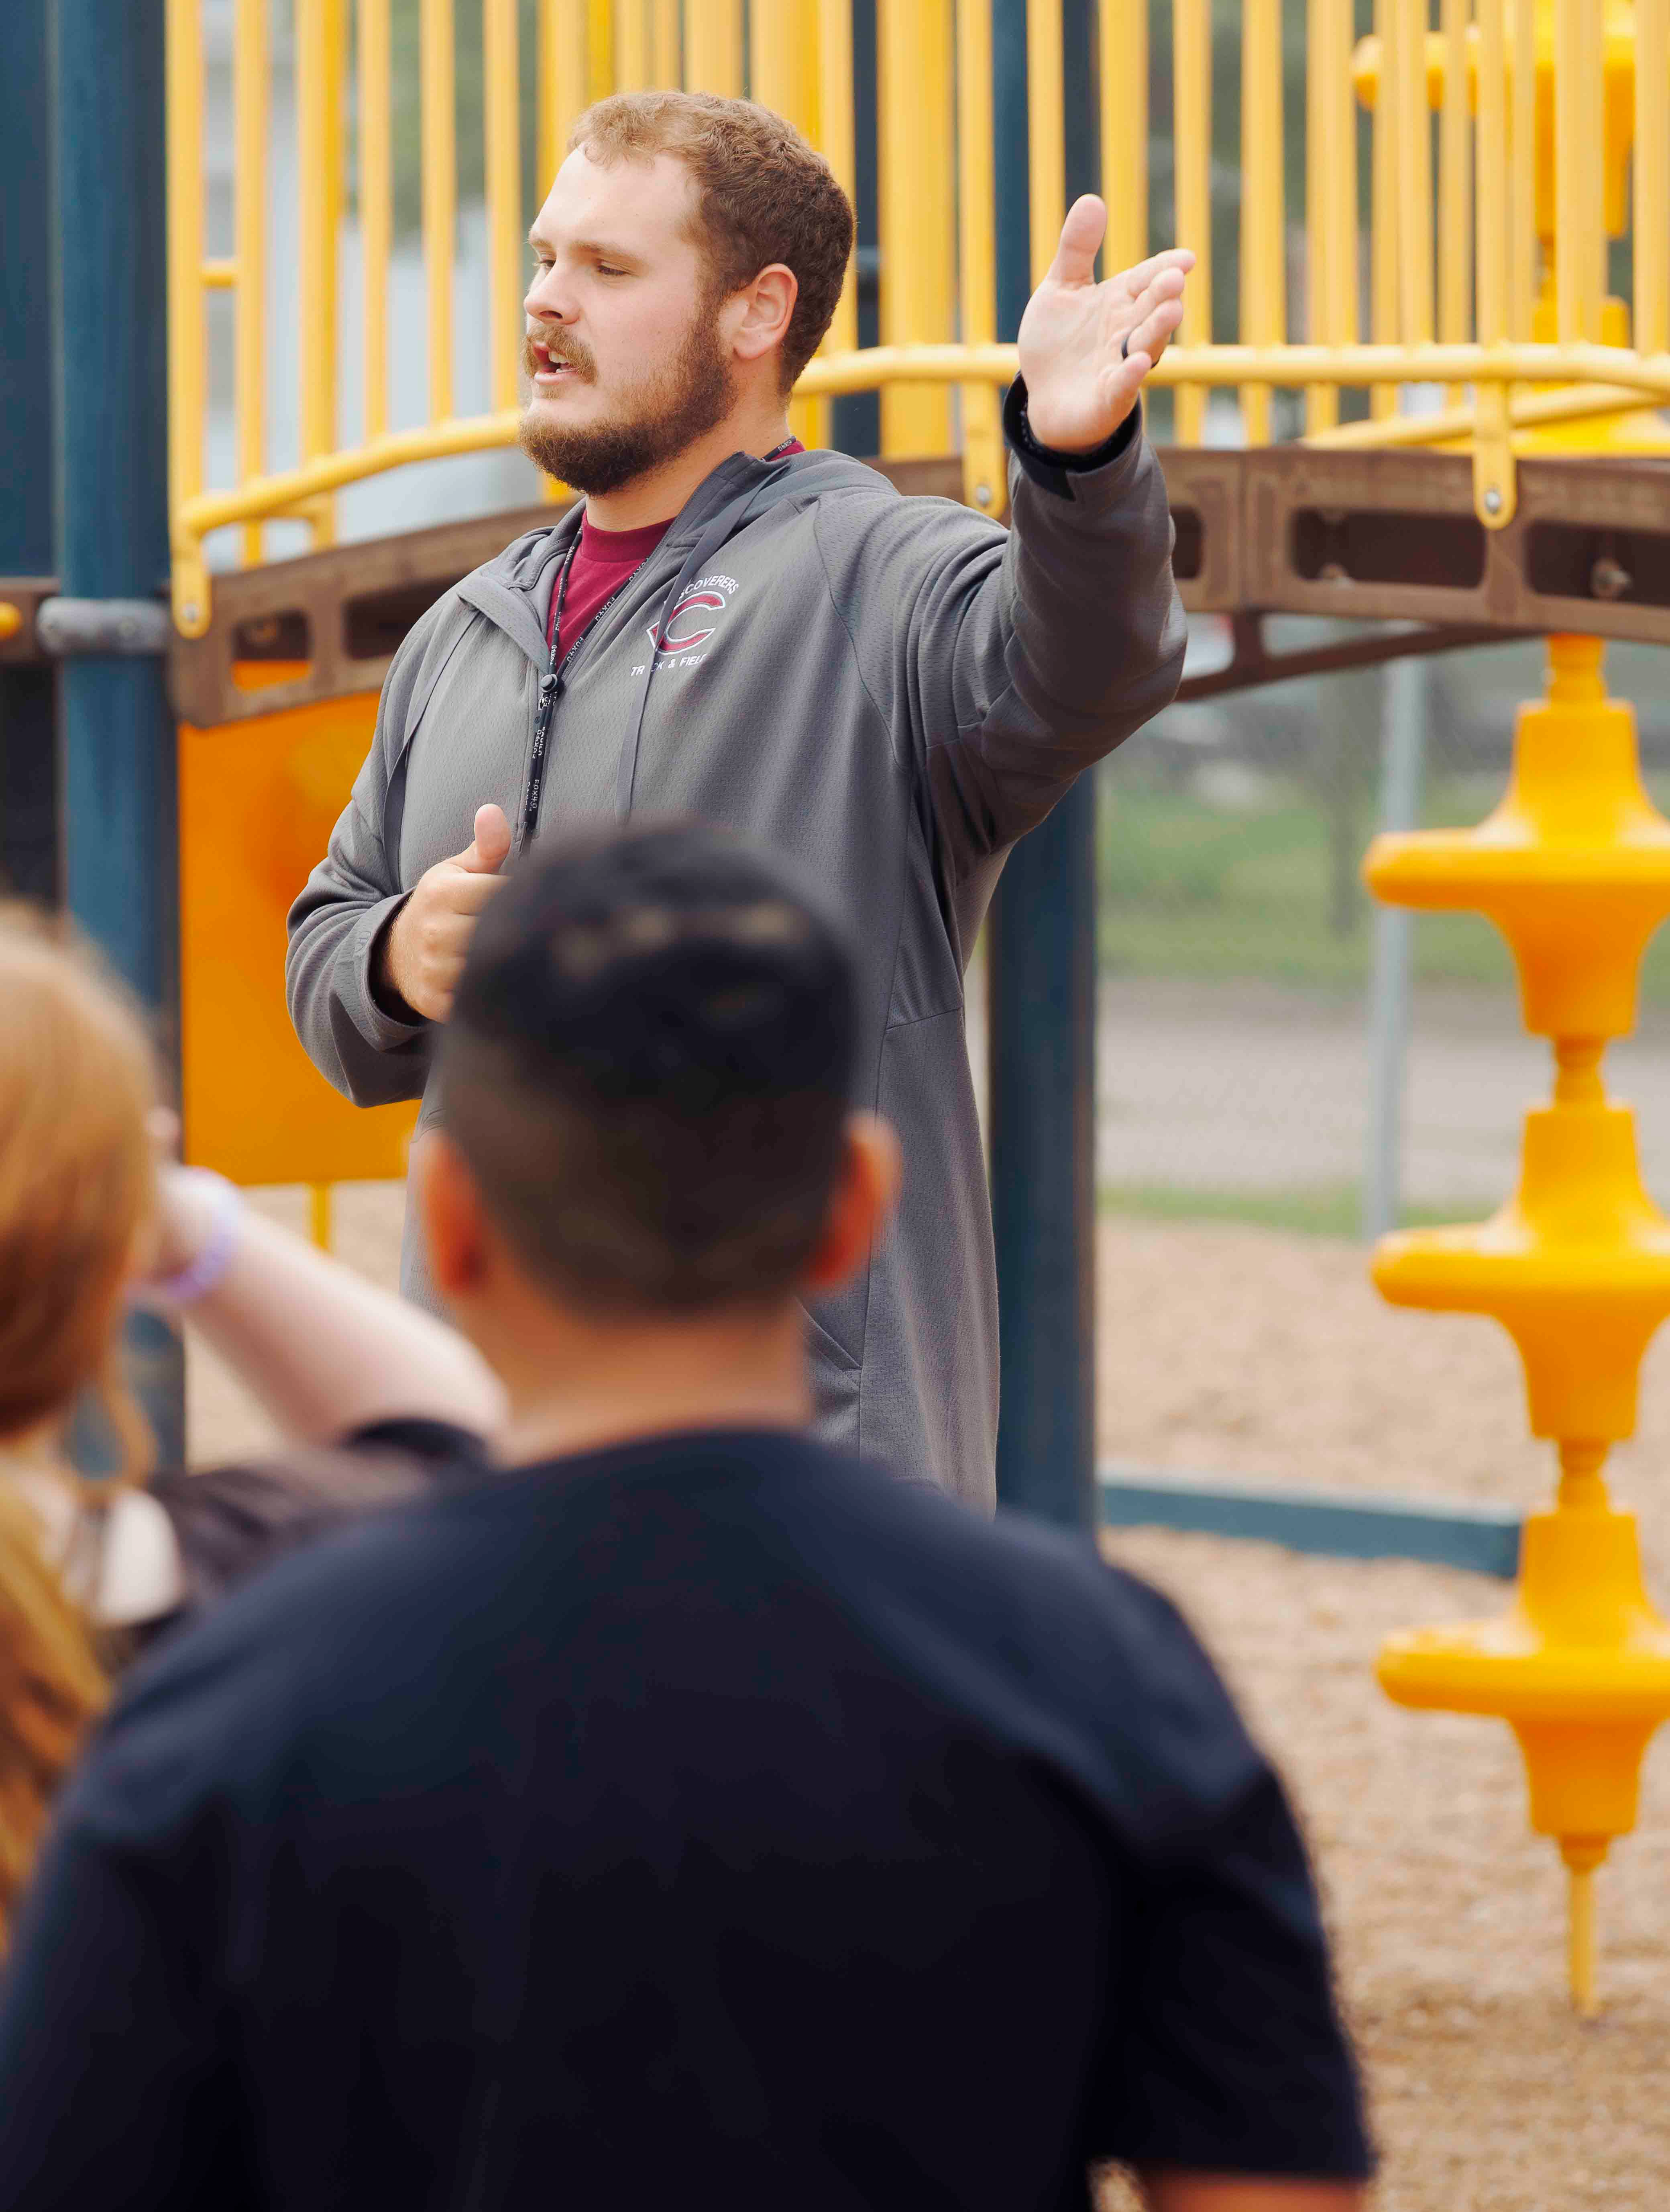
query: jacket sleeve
[
  {"left": 827, "top": 379, "right": 1186, "bottom": 879},
  {"left": 284, "top": 596, "right": 464, "bottom": 1106}
]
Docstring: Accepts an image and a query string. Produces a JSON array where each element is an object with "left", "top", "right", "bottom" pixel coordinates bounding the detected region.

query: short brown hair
[{"left": 571, "top": 91, "right": 855, "bottom": 390}]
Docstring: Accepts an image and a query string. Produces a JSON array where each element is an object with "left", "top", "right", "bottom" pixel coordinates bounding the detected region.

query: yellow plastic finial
[{"left": 0, "top": 602, "right": 22, "bottom": 643}]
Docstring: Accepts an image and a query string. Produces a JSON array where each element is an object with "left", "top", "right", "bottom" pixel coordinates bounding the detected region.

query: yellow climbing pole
[{"left": 1368, "top": 637, "right": 1670, "bottom": 2019}]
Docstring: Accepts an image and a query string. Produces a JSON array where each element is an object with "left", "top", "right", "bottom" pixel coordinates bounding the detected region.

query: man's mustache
[{"left": 523, "top": 332, "right": 597, "bottom": 381}]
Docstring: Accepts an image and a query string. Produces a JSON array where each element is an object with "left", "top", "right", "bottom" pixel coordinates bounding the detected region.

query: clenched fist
[{"left": 376, "top": 803, "right": 512, "bottom": 1024}]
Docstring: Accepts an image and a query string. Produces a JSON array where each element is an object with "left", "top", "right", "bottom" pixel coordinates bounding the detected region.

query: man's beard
[{"left": 517, "top": 303, "right": 735, "bottom": 496}]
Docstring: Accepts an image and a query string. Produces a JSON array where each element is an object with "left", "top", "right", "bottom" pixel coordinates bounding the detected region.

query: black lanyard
[
  {"left": 519, "top": 443, "right": 800, "bottom": 852},
  {"left": 518, "top": 527, "right": 641, "bottom": 854}
]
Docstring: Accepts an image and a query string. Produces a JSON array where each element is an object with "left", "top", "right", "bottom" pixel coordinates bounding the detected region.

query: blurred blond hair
[{"left": 0, "top": 907, "right": 164, "bottom": 1940}]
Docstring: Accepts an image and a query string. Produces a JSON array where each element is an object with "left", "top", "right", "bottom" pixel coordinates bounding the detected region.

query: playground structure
[{"left": 4, "top": 0, "right": 1670, "bottom": 2012}]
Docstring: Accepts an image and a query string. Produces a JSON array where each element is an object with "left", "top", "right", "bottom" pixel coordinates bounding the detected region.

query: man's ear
[
  {"left": 803, "top": 1112, "right": 902, "bottom": 1293},
  {"left": 725, "top": 262, "right": 798, "bottom": 368},
  {"left": 412, "top": 1128, "right": 491, "bottom": 1303}
]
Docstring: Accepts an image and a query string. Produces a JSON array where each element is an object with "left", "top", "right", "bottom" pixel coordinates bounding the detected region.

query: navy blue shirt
[{"left": 0, "top": 1429, "right": 1369, "bottom": 2208}]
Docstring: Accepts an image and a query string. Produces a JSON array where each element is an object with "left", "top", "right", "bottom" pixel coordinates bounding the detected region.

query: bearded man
[{"left": 287, "top": 90, "right": 1189, "bottom": 1512}]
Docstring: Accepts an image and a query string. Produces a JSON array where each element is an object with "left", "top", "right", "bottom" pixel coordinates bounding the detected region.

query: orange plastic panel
[{"left": 179, "top": 688, "right": 418, "bottom": 1186}]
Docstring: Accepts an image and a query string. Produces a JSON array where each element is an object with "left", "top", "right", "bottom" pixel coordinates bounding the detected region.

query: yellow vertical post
[
  {"left": 421, "top": 0, "right": 456, "bottom": 423},
  {"left": 1474, "top": 0, "right": 1514, "bottom": 524},
  {"left": 1637, "top": 0, "right": 1669, "bottom": 356},
  {"left": 234, "top": 0, "right": 267, "bottom": 562},
  {"left": 1305, "top": 0, "right": 1356, "bottom": 431},
  {"left": 1239, "top": 0, "right": 1285, "bottom": 445},
  {"left": 1027, "top": 0, "right": 1065, "bottom": 286},
  {"left": 1370, "top": 0, "right": 1402, "bottom": 415},
  {"left": 359, "top": 0, "right": 392, "bottom": 444},
  {"left": 1098, "top": 0, "right": 1146, "bottom": 276},
  {"left": 651, "top": 0, "right": 681, "bottom": 85},
  {"left": 1438, "top": 0, "right": 1471, "bottom": 403},
  {"left": 484, "top": 0, "right": 522, "bottom": 416},
  {"left": 1171, "top": 0, "right": 1211, "bottom": 444},
  {"left": 1393, "top": 0, "right": 1433, "bottom": 352},
  {"left": 686, "top": 0, "right": 743, "bottom": 94},
  {"left": 297, "top": 0, "right": 341, "bottom": 536},
  {"left": 817, "top": 0, "right": 858, "bottom": 356},
  {"left": 1509, "top": 0, "right": 1536, "bottom": 338},
  {"left": 956, "top": 0, "right": 1004, "bottom": 514},
  {"left": 1554, "top": 0, "right": 1603, "bottom": 341},
  {"left": 589, "top": 0, "right": 614, "bottom": 94},
  {"left": 165, "top": 0, "right": 205, "bottom": 625},
  {"left": 615, "top": 0, "right": 650, "bottom": 90},
  {"left": 752, "top": 0, "right": 827, "bottom": 446},
  {"left": 309, "top": 1184, "right": 333, "bottom": 1252},
  {"left": 538, "top": 0, "right": 588, "bottom": 188},
  {"left": 877, "top": 0, "right": 955, "bottom": 454}
]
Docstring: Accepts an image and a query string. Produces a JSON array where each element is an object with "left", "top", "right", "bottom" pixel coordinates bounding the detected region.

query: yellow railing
[{"left": 165, "top": 0, "right": 1670, "bottom": 637}]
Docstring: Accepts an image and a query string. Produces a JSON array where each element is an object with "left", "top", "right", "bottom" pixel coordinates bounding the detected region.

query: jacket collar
[{"left": 458, "top": 446, "right": 887, "bottom": 669}]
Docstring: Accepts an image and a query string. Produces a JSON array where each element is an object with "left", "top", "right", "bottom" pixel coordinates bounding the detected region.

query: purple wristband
[{"left": 136, "top": 1175, "right": 245, "bottom": 1310}]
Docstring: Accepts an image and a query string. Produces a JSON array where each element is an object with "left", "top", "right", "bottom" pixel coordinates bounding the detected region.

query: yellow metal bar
[
  {"left": 1437, "top": 0, "right": 1470, "bottom": 403},
  {"left": 685, "top": 0, "right": 743, "bottom": 94},
  {"left": 1026, "top": 0, "right": 1065, "bottom": 286},
  {"left": 877, "top": 0, "right": 955, "bottom": 454},
  {"left": 1309, "top": 374, "right": 1666, "bottom": 449},
  {"left": 1475, "top": 0, "right": 1508, "bottom": 347},
  {"left": 1508, "top": 0, "right": 1536, "bottom": 340},
  {"left": 297, "top": 0, "right": 338, "bottom": 513},
  {"left": 817, "top": 0, "right": 858, "bottom": 355},
  {"left": 1171, "top": 0, "right": 1210, "bottom": 444},
  {"left": 1472, "top": 0, "right": 1514, "bottom": 523},
  {"left": 171, "top": 334, "right": 1670, "bottom": 569},
  {"left": 588, "top": 0, "right": 614, "bottom": 94},
  {"left": 1637, "top": 0, "right": 1670, "bottom": 356},
  {"left": 234, "top": 0, "right": 267, "bottom": 566},
  {"left": 422, "top": 0, "right": 456, "bottom": 422},
  {"left": 752, "top": 0, "right": 827, "bottom": 444},
  {"left": 651, "top": 0, "right": 680, "bottom": 85},
  {"left": 1553, "top": 0, "right": 1601, "bottom": 342},
  {"left": 359, "top": 0, "right": 392, "bottom": 444},
  {"left": 1392, "top": 0, "right": 1432, "bottom": 350},
  {"left": 1369, "top": 0, "right": 1400, "bottom": 415},
  {"left": 165, "top": 0, "right": 206, "bottom": 631},
  {"left": 309, "top": 1184, "right": 334, "bottom": 1251},
  {"left": 1239, "top": 0, "right": 1284, "bottom": 445},
  {"left": 615, "top": 0, "right": 650, "bottom": 90},
  {"left": 1305, "top": 0, "right": 1356, "bottom": 431},
  {"left": 956, "top": 0, "right": 1004, "bottom": 514},
  {"left": 484, "top": 0, "right": 522, "bottom": 415},
  {"left": 1098, "top": 0, "right": 1146, "bottom": 276}
]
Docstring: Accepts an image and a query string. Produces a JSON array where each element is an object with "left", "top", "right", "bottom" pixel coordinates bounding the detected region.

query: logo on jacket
[{"left": 648, "top": 589, "right": 727, "bottom": 653}]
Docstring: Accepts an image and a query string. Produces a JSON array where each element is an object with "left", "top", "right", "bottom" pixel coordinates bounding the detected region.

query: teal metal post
[
  {"left": 50, "top": 0, "right": 185, "bottom": 1467},
  {"left": 0, "top": 0, "right": 59, "bottom": 904},
  {"left": 988, "top": 0, "right": 1100, "bottom": 1533}
]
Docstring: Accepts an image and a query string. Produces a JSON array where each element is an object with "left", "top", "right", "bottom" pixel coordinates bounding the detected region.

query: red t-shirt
[{"left": 548, "top": 442, "right": 804, "bottom": 660}]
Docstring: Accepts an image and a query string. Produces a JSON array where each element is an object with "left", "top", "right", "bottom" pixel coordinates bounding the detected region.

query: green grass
[
  {"left": 1098, "top": 771, "right": 1670, "bottom": 1003},
  {"left": 1099, "top": 1181, "right": 1495, "bottom": 1240}
]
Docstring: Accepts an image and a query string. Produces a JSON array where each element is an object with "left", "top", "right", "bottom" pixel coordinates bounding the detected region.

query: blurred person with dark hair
[
  {"left": 5, "top": 826, "right": 1367, "bottom": 2212},
  {"left": 288, "top": 88, "right": 1193, "bottom": 1511}
]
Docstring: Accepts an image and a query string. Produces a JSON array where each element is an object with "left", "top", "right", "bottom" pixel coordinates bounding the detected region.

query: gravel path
[{"left": 188, "top": 1192, "right": 1670, "bottom": 2210}]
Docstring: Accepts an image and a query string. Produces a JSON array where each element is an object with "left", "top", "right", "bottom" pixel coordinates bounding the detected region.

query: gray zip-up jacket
[{"left": 287, "top": 387, "right": 1185, "bottom": 1510}]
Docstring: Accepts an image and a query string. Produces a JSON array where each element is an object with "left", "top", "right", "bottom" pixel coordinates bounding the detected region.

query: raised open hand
[{"left": 1017, "top": 197, "right": 1194, "bottom": 454}]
